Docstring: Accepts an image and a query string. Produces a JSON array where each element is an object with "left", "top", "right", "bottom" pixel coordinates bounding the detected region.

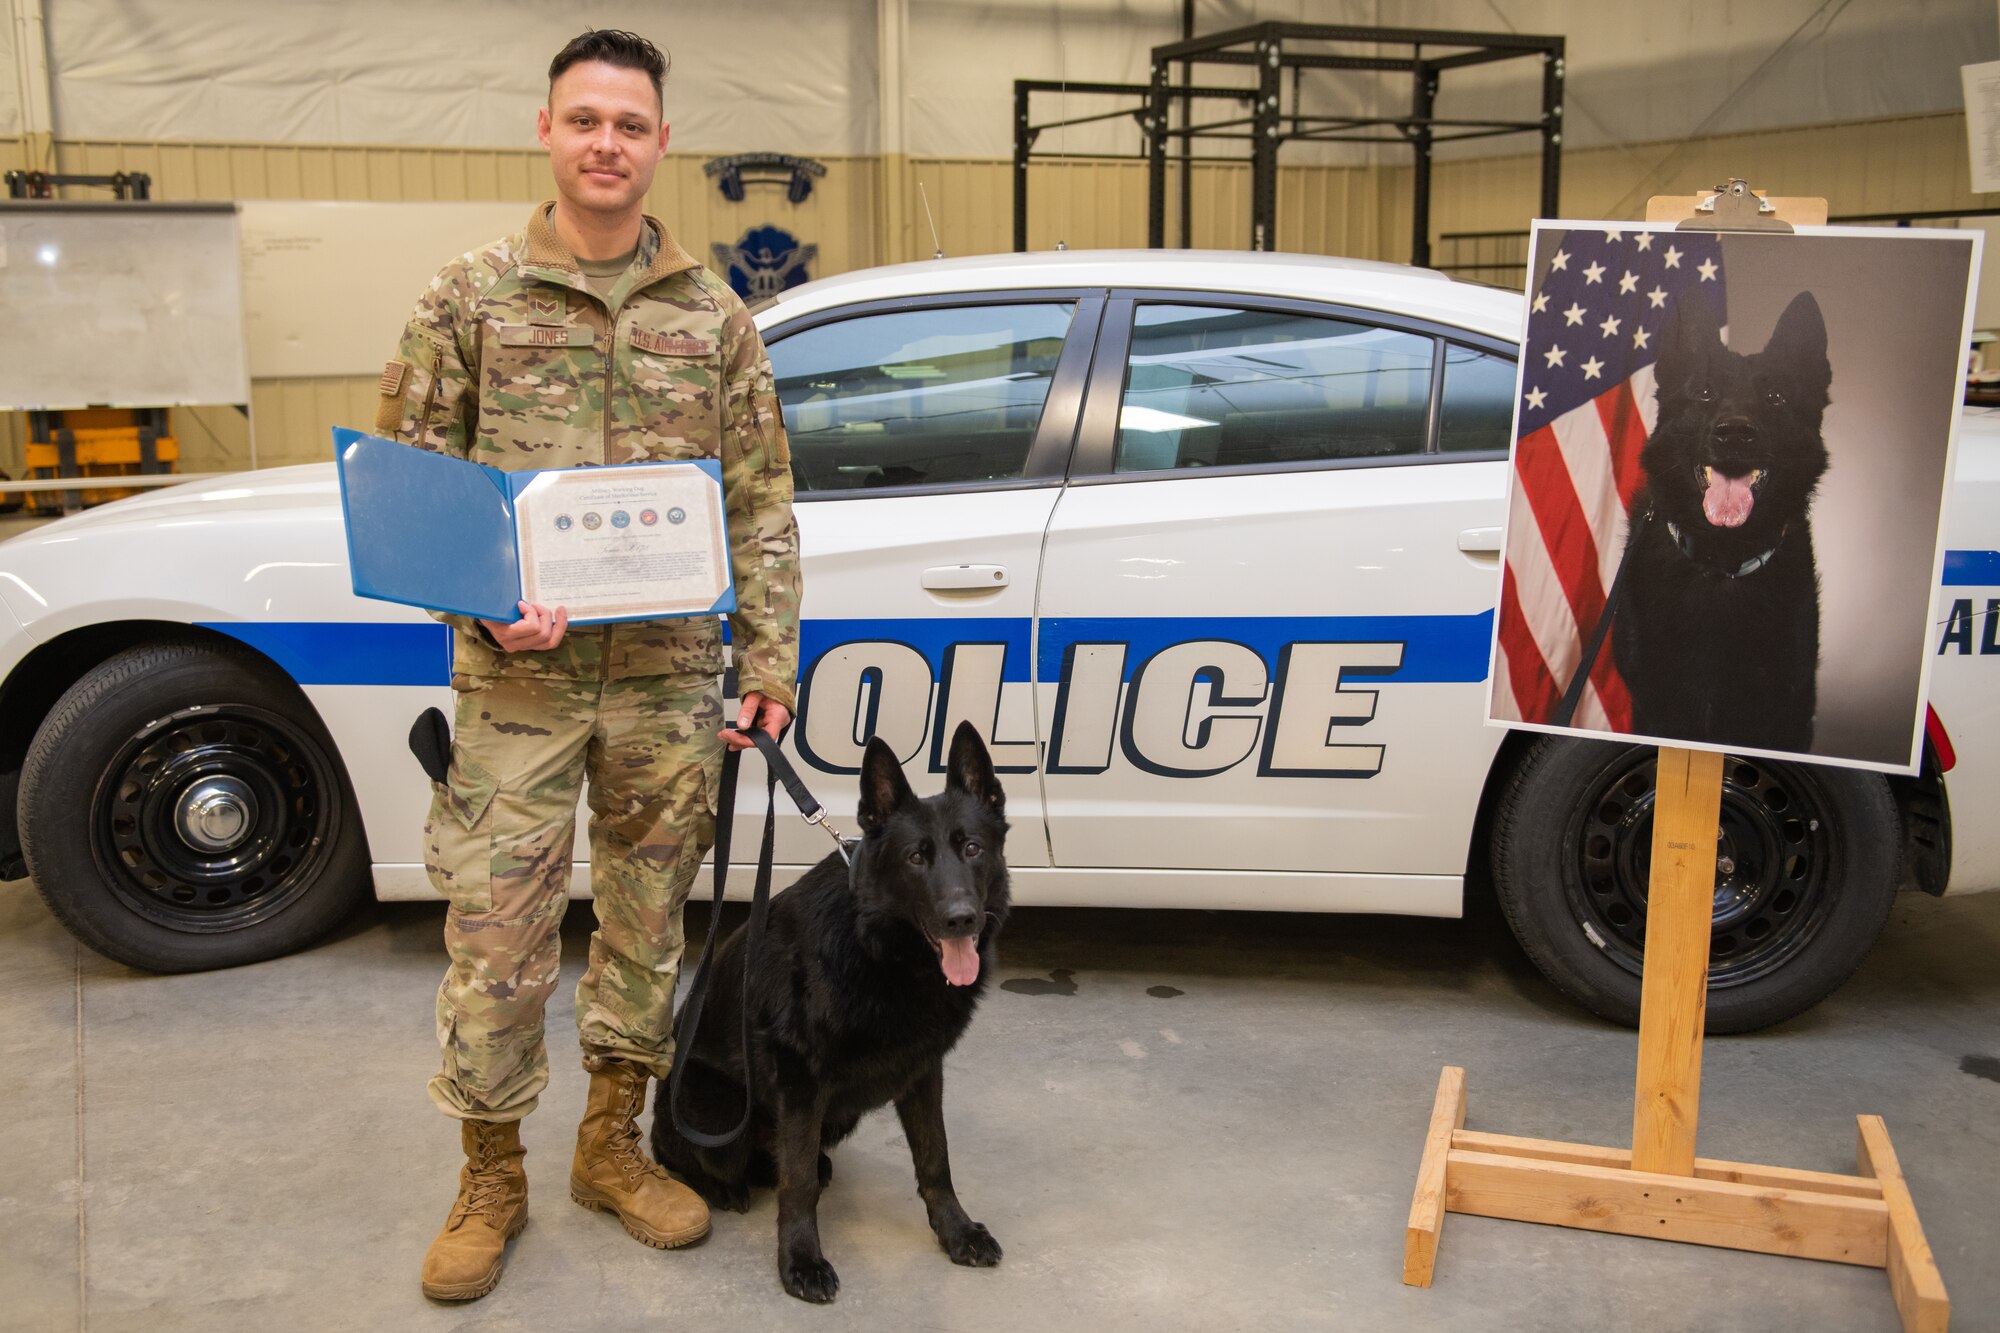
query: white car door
[
  {"left": 1035, "top": 293, "right": 1517, "bottom": 904},
  {"left": 735, "top": 292, "right": 1104, "bottom": 869}
]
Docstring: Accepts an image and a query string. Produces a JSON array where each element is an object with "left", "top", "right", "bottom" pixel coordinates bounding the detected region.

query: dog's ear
[
  {"left": 857, "top": 736, "right": 916, "bottom": 833},
  {"left": 945, "top": 720, "right": 1005, "bottom": 815},
  {"left": 1762, "top": 290, "right": 1832, "bottom": 408},
  {"left": 1656, "top": 292, "right": 1724, "bottom": 398}
]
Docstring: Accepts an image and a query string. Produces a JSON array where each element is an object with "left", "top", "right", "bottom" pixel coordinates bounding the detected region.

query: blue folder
[{"left": 331, "top": 427, "right": 735, "bottom": 625}]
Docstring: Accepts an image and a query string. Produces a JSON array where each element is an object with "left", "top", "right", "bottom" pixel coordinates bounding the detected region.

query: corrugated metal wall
[
  {"left": 1, "top": 111, "right": 1989, "bottom": 481},
  {"left": 1416, "top": 112, "right": 1991, "bottom": 265},
  {"left": 900, "top": 158, "right": 1376, "bottom": 260}
]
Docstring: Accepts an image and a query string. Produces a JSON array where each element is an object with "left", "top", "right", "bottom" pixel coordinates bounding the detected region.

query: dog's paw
[
  {"left": 817, "top": 1152, "right": 833, "bottom": 1187},
  {"left": 684, "top": 1175, "right": 752, "bottom": 1215},
  {"left": 780, "top": 1251, "right": 840, "bottom": 1303},
  {"left": 942, "top": 1220, "right": 1003, "bottom": 1267}
]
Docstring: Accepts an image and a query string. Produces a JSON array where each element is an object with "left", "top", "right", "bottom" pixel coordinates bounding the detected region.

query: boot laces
[
  {"left": 452, "top": 1129, "right": 513, "bottom": 1226},
  {"left": 453, "top": 1176, "right": 507, "bottom": 1225},
  {"left": 606, "top": 1077, "right": 666, "bottom": 1183}
]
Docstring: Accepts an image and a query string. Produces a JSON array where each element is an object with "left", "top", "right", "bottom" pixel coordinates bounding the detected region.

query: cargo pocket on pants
[
  {"left": 662, "top": 746, "right": 724, "bottom": 916},
  {"left": 424, "top": 752, "right": 498, "bottom": 913}
]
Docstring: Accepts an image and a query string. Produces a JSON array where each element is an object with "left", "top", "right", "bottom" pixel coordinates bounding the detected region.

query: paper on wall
[{"left": 1961, "top": 60, "right": 2000, "bottom": 194}]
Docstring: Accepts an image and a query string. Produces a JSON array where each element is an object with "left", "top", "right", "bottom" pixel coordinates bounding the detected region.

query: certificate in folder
[{"left": 332, "top": 427, "right": 736, "bottom": 625}]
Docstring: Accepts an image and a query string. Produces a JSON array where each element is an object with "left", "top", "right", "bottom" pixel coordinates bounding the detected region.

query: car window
[
  {"left": 1436, "top": 343, "right": 1517, "bottom": 453},
  {"left": 770, "top": 303, "right": 1075, "bottom": 492},
  {"left": 1114, "top": 303, "right": 1435, "bottom": 473}
]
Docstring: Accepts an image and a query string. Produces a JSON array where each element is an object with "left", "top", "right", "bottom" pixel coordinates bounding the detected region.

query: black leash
[{"left": 669, "top": 726, "right": 848, "bottom": 1149}]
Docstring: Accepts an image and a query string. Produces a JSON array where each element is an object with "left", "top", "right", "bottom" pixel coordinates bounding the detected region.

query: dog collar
[{"left": 1665, "top": 519, "right": 1785, "bottom": 578}]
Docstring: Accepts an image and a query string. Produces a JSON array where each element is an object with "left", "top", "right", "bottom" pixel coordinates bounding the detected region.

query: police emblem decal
[{"left": 711, "top": 225, "right": 818, "bottom": 303}]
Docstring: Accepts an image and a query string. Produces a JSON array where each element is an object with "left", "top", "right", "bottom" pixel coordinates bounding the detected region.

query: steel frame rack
[{"left": 1014, "top": 23, "right": 1563, "bottom": 263}]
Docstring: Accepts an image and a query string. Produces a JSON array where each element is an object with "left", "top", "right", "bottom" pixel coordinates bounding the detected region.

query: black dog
[
  {"left": 651, "top": 721, "right": 1010, "bottom": 1303},
  {"left": 1612, "top": 289, "right": 1832, "bottom": 752}
]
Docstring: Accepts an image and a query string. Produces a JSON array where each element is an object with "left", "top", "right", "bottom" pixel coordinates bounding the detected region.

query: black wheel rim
[
  {"left": 1564, "top": 748, "right": 1841, "bottom": 987},
  {"left": 88, "top": 704, "right": 342, "bottom": 934}
]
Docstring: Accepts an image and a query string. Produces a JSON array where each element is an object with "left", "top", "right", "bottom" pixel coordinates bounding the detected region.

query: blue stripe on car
[
  {"left": 200, "top": 614, "right": 1489, "bottom": 688},
  {"left": 1942, "top": 549, "right": 2000, "bottom": 586},
  {"left": 199, "top": 621, "right": 454, "bottom": 686},
  {"left": 1037, "top": 612, "right": 1493, "bottom": 683}
]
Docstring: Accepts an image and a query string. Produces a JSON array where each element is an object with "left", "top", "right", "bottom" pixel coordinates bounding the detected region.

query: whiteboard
[
  {"left": 0, "top": 202, "right": 251, "bottom": 410},
  {"left": 239, "top": 200, "right": 533, "bottom": 378}
]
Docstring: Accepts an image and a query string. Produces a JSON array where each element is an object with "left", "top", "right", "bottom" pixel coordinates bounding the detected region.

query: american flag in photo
[{"left": 1495, "top": 225, "right": 1727, "bottom": 730}]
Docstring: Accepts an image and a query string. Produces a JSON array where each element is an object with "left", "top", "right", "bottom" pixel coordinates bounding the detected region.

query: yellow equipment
[{"left": 20, "top": 408, "right": 179, "bottom": 512}]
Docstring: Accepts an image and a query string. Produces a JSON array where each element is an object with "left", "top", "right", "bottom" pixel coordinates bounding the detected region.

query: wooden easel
[{"left": 1403, "top": 184, "right": 1950, "bottom": 1332}]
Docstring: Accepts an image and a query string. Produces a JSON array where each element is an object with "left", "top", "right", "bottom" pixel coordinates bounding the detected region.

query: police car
[{"left": 1, "top": 249, "right": 1993, "bottom": 1033}]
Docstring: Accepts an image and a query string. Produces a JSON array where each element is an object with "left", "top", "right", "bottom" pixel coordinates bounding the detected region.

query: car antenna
[{"left": 918, "top": 180, "right": 945, "bottom": 259}]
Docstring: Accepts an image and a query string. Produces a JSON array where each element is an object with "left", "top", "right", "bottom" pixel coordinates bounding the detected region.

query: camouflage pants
[{"left": 424, "top": 672, "right": 724, "bottom": 1122}]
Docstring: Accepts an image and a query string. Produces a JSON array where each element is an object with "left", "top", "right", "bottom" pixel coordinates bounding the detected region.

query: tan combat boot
[
  {"left": 420, "top": 1118, "right": 529, "bottom": 1301},
  {"left": 570, "top": 1059, "right": 710, "bottom": 1248}
]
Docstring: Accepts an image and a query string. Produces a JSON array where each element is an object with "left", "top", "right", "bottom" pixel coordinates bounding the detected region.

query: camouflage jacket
[{"left": 376, "top": 202, "right": 800, "bottom": 709}]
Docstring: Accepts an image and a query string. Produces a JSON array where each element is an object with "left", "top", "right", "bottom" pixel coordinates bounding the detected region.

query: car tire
[
  {"left": 1489, "top": 736, "right": 1899, "bottom": 1033},
  {"left": 18, "top": 639, "right": 370, "bottom": 972}
]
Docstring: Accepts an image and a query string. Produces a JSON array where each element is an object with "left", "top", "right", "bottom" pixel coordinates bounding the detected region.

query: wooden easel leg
[
  {"left": 1857, "top": 1117, "right": 1950, "bottom": 1333},
  {"left": 1631, "top": 746, "right": 1724, "bottom": 1176},
  {"left": 1403, "top": 1065, "right": 1465, "bottom": 1287}
]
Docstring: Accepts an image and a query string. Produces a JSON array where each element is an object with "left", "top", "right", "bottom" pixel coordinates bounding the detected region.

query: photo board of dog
[{"left": 1487, "top": 220, "right": 1980, "bottom": 774}]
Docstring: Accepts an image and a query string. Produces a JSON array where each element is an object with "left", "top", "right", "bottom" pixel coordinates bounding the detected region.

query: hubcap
[
  {"left": 90, "top": 704, "right": 341, "bottom": 933},
  {"left": 1565, "top": 750, "right": 1840, "bottom": 987},
  {"left": 176, "top": 776, "right": 257, "bottom": 851}
]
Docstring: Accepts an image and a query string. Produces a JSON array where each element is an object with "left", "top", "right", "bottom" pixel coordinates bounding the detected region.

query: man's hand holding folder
[{"left": 483, "top": 600, "right": 569, "bottom": 652}]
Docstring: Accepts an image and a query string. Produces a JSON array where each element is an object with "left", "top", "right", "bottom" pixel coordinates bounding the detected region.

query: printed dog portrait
[{"left": 1612, "top": 289, "right": 1832, "bottom": 753}]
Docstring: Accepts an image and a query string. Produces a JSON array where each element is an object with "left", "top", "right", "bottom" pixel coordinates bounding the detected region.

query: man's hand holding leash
[{"left": 724, "top": 692, "right": 792, "bottom": 749}]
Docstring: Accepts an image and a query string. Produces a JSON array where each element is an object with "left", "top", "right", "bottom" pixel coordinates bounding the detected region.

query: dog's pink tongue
[
  {"left": 939, "top": 937, "right": 980, "bottom": 986},
  {"left": 1703, "top": 471, "right": 1756, "bottom": 528}
]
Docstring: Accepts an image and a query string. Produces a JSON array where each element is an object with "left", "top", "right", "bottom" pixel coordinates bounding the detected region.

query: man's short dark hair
[{"left": 548, "top": 29, "right": 669, "bottom": 109}]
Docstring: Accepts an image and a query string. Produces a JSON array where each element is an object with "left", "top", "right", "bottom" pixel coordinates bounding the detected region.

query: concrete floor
[{"left": 2, "top": 879, "right": 1998, "bottom": 1332}]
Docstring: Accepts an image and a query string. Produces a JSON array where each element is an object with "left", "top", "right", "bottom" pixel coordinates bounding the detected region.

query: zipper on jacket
[
  {"left": 417, "top": 343, "right": 444, "bottom": 443},
  {"left": 604, "top": 309, "right": 619, "bottom": 467},
  {"left": 600, "top": 306, "right": 618, "bottom": 673}
]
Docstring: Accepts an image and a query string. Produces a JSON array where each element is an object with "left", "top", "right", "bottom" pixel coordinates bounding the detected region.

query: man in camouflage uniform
[{"left": 375, "top": 30, "right": 799, "bottom": 1301}]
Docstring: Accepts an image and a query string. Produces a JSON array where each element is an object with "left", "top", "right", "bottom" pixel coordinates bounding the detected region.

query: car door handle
[
  {"left": 1457, "top": 527, "right": 1503, "bottom": 554},
  {"left": 922, "top": 564, "right": 1009, "bottom": 591}
]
